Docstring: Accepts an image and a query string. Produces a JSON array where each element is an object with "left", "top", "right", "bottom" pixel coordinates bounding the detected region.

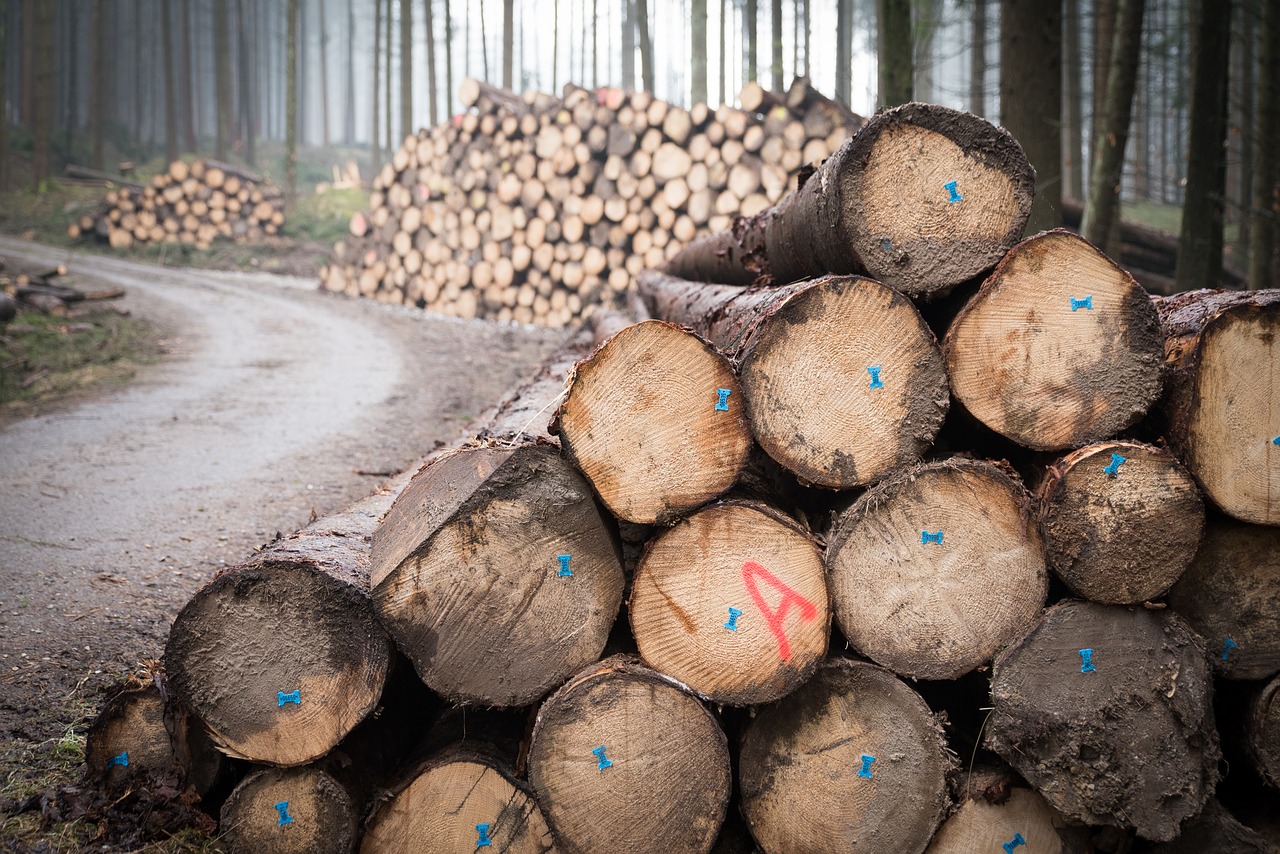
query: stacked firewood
[
  {"left": 68, "top": 160, "right": 286, "bottom": 250},
  {"left": 319, "top": 77, "right": 862, "bottom": 326},
  {"left": 88, "top": 103, "right": 1280, "bottom": 853}
]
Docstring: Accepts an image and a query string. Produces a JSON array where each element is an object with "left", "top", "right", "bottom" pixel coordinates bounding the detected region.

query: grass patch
[{"left": 287, "top": 186, "right": 367, "bottom": 245}]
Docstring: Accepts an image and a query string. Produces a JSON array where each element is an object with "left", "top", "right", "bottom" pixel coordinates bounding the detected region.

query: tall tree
[
  {"left": 913, "top": 0, "right": 941, "bottom": 102},
  {"left": 162, "top": 0, "right": 177, "bottom": 162},
  {"left": 1249, "top": 0, "right": 1279, "bottom": 289},
  {"left": 1063, "top": 0, "right": 1084, "bottom": 200},
  {"left": 426, "top": 0, "right": 438, "bottom": 126},
  {"left": 444, "top": 0, "right": 452, "bottom": 114},
  {"left": 970, "top": 0, "right": 986, "bottom": 114},
  {"left": 1000, "top": 0, "right": 1063, "bottom": 232},
  {"left": 373, "top": 0, "right": 382, "bottom": 170},
  {"left": 637, "top": 0, "right": 653, "bottom": 91},
  {"left": 345, "top": 0, "right": 355, "bottom": 142},
  {"left": 400, "top": 0, "right": 412, "bottom": 138},
  {"left": 89, "top": 0, "right": 103, "bottom": 169},
  {"left": 592, "top": 0, "right": 598, "bottom": 86},
  {"left": 877, "top": 0, "right": 912, "bottom": 107},
  {"left": 801, "top": 0, "right": 810, "bottom": 77},
  {"left": 182, "top": 0, "right": 197, "bottom": 149},
  {"left": 238, "top": 0, "right": 257, "bottom": 165},
  {"left": 771, "top": 0, "right": 783, "bottom": 90},
  {"left": 287, "top": 0, "right": 298, "bottom": 202},
  {"left": 552, "top": 0, "right": 558, "bottom": 90},
  {"left": 1081, "top": 0, "right": 1146, "bottom": 253},
  {"left": 622, "top": 0, "right": 635, "bottom": 89},
  {"left": 1093, "top": 0, "right": 1116, "bottom": 147},
  {"left": 480, "top": 0, "right": 489, "bottom": 80},
  {"left": 319, "top": 0, "right": 330, "bottom": 147},
  {"left": 718, "top": 0, "right": 726, "bottom": 102},
  {"left": 384, "top": 0, "right": 391, "bottom": 148},
  {"left": 1229, "top": 0, "right": 1254, "bottom": 267},
  {"left": 214, "top": 0, "right": 232, "bottom": 160},
  {"left": 746, "top": 0, "right": 757, "bottom": 83},
  {"left": 692, "top": 0, "right": 707, "bottom": 104},
  {"left": 835, "top": 0, "right": 851, "bottom": 106},
  {"left": 502, "top": 0, "right": 513, "bottom": 89},
  {"left": 0, "top": 0, "right": 6, "bottom": 190},
  {"left": 31, "top": 0, "right": 51, "bottom": 187},
  {"left": 63, "top": 3, "right": 79, "bottom": 161}
]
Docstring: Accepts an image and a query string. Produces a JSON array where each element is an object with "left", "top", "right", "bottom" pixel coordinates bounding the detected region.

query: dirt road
[{"left": 0, "top": 237, "right": 565, "bottom": 746}]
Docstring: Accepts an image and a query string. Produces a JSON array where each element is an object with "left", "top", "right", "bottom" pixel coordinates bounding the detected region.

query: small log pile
[
  {"left": 319, "top": 76, "right": 863, "bottom": 326},
  {"left": 89, "top": 103, "right": 1280, "bottom": 853},
  {"left": 0, "top": 260, "right": 125, "bottom": 318},
  {"left": 67, "top": 159, "right": 286, "bottom": 250}
]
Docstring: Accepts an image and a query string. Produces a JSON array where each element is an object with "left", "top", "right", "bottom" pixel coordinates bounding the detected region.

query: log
[
  {"left": 826, "top": 458, "right": 1048, "bottom": 680},
  {"left": 1154, "top": 289, "right": 1280, "bottom": 525},
  {"left": 1245, "top": 673, "right": 1280, "bottom": 789},
  {"left": 165, "top": 481, "right": 401, "bottom": 767},
  {"left": 1036, "top": 440, "right": 1205, "bottom": 604},
  {"left": 638, "top": 271, "right": 949, "bottom": 490},
  {"left": 663, "top": 103, "right": 1035, "bottom": 299},
  {"left": 738, "top": 658, "right": 951, "bottom": 854},
  {"left": 1133, "top": 799, "right": 1278, "bottom": 853},
  {"left": 552, "top": 320, "right": 753, "bottom": 524},
  {"left": 944, "top": 229, "right": 1165, "bottom": 450},
  {"left": 369, "top": 443, "right": 624, "bottom": 706},
  {"left": 1166, "top": 519, "right": 1280, "bottom": 680},
  {"left": 219, "top": 766, "right": 358, "bottom": 854},
  {"left": 628, "top": 500, "right": 828, "bottom": 704},
  {"left": 925, "top": 773, "right": 1067, "bottom": 854},
  {"left": 985, "top": 600, "right": 1220, "bottom": 842}
]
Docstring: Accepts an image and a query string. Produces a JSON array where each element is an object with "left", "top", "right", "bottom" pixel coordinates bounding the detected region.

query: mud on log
[
  {"left": 220, "top": 766, "right": 359, "bottom": 854},
  {"left": 638, "top": 270, "right": 948, "bottom": 489}
]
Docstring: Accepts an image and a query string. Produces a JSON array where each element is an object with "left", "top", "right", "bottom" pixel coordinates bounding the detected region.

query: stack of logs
[
  {"left": 319, "top": 76, "right": 862, "bottom": 326},
  {"left": 87, "top": 102, "right": 1280, "bottom": 854},
  {"left": 68, "top": 160, "right": 286, "bottom": 250}
]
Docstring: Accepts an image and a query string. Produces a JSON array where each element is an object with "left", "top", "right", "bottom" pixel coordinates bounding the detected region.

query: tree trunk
[
  {"left": 1081, "top": 0, "right": 1145, "bottom": 254},
  {"left": 425, "top": 0, "right": 438, "bottom": 126},
  {"left": 370, "top": 444, "right": 624, "bottom": 707},
  {"left": 214, "top": 0, "right": 231, "bottom": 161},
  {"left": 1063, "top": 0, "right": 1084, "bottom": 200},
  {"left": 718, "top": 0, "right": 726, "bottom": 103},
  {"left": 1249, "top": 0, "right": 1279, "bottom": 290},
  {"left": 637, "top": 272, "right": 949, "bottom": 490},
  {"left": 986, "top": 600, "right": 1219, "bottom": 842},
  {"left": 663, "top": 103, "right": 1035, "bottom": 299},
  {"left": 443, "top": 0, "right": 452, "bottom": 116},
  {"left": 1153, "top": 288, "right": 1280, "bottom": 525},
  {"left": 237, "top": 0, "right": 256, "bottom": 166},
  {"left": 1000, "top": 0, "right": 1062, "bottom": 233},
  {"left": 630, "top": 500, "right": 828, "bottom": 704},
  {"left": 527, "top": 656, "right": 732, "bottom": 853},
  {"left": 30, "top": 0, "right": 51, "bottom": 188},
  {"left": 384, "top": 0, "right": 391, "bottom": 150},
  {"left": 220, "top": 767, "right": 359, "bottom": 854},
  {"left": 970, "top": 0, "right": 986, "bottom": 115},
  {"left": 344, "top": 0, "right": 355, "bottom": 142},
  {"left": 551, "top": 320, "right": 752, "bottom": 524},
  {"left": 501, "top": 0, "right": 512, "bottom": 89},
  {"left": 739, "top": 659, "right": 950, "bottom": 853},
  {"left": 1036, "top": 440, "right": 1204, "bottom": 605},
  {"left": 286, "top": 0, "right": 298, "bottom": 202},
  {"left": 622, "top": 0, "right": 634, "bottom": 89},
  {"left": 691, "top": 0, "right": 707, "bottom": 105},
  {"left": 399, "top": 0, "right": 411, "bottom": 138},
  {"left": 318, "top": 0, "right": 329, "bottom": 147},
  {"left": 1167, "top": 520, "right": 1280, "bottom": 680},
  {"left": 877, "top": 0, "right": 912, "bottom": 106},
  {"left": 372, "top": 0, "right": 381, "bottom": 171},
  {"left": 161, "top": 0, "right": 177, "bottom": 163},
  {"left": 770, "top": 0, "right": 782, "bottom": 90},
  {"left": 551, "top": 0, "right": 558, "bottom": 91},
  {"left": 943, "top": 230, "right": 1164, "bottom": 451},
  {"left": 828, "top": 458, "right": 1047, "bottom": 680},
  {"left": 480, "top": 0, "right": 489, "bottom": 80},
  {"left": 835, "top": 0, "right": 851, "bottom": 105},
  {"left": 636, "top": 0, "right": 653, "bottom": 92},
  {"left": 181, "top": 0, "right": 197, "bottom": 150},
  {"left": 913, "top": 0, "right": 940, "bottom": 102},
  {"left": 1176, "top": 0, "right": 1232, "bottom": 292},
  {"left": 88, "top": 0, "right": 103, "bottom": 171}
]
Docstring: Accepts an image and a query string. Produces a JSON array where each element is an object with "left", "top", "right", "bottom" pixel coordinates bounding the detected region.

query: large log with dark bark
[
  {"left": 1036, "top": 440, "right": 1205, "bottom": 604},
  {"left": 1154, "top": 289, "right": 1280, "bottom": 526},
  {"left": 638, "top": 270, "right": 949, "bottom": 489},
  {"left": 738, "top": 658, "right": 951, "bottom": 854},
  {"left": 664, "top": 102, "right": 1035, "bottom": 299},
  {"left": 527, "top": 655, "right": 732, "bottom": 854},
  {"left": 826, "top": 458, "right": 1047, "bottom": 680},
  {"left": 985, "top": 600, "right": 1220, "bottom": 842}
]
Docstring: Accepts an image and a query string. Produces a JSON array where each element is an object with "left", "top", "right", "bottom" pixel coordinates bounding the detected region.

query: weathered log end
[
  {"left": 85, "top": 683, "right": 174, "bottom": 785},
  {"left": 986, "top": 601, "right": 1220, "bottom": 842},
  {"left": 1156, "top": 289, "right": 1280, "bottom": 526},
  {"left": 835, "top": 102, "right": 1036, "bottom": 299},
  {"left": 629, "top": 500, "right": 829, "bottom": 705},
  {"left": 370, "top": 443, "right": 624, "bottom": 706},
  {"left": 219, "top": 767, "right": 358, "bottom": 854},
  {"left": 1037, "top": 440, "right": 1205, "bottom": 604},
  {"left": 925, "top": 785, "right": 1067, "bottom": 854},
  {"left": 527, "top": 655, "right": 731, "bottom": 854},
  {"left": 827, "top": 458, "right": 1047, "bottom": 680},
  {"left": 945, "top": 229, "right": 1165, "bottom": 450},
  {"left": 554, "top": 320, "right": 753, "bottom": 524},
  {"left": 739, "top": 658, "right": 951, "bottom": 854}
]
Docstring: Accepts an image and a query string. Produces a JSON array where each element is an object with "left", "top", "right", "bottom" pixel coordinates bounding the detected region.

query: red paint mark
[{"left": 741, "top": 561, "right": 819, "bottom": 662}]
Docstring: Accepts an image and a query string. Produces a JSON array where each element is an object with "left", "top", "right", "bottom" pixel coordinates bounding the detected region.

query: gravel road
[{"left": 0, "top": 237, "right": 566, "bottom": 744}]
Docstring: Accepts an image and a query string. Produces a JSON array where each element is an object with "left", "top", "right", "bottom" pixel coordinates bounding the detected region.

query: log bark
[
  {"left": 629, "top": 500, "right": 828, "bottom": 704},
  {"left": 637, "top": 271, "right": 948, "bottom": 489},
  {"left": 369, "top": 443, "right": 624, "bottom": 706},
  {"left": 1036, "top": 440, "right": 1205, "bottom": 604},
  {"left": 663, "top": 102, "right": 1035, "bottom": 300},
  {"left": 165, "top": 481, "right": 402, "bottom": 767},
  {"left": 1133, "top": 799, "right": 1278, "bottom": 853},
  {"left": 826, "top": 458, "right": 1048, "bottom": 680},
  {"left": 219, "top": 766, "right": 359, "bottom": 854},
  {"left": 985, "top": 600, "right": 1220, "bottom": 842},
  {"left": 1154, "top": 288, "right": 1280, "bottom": 525},
  {"left": 738, "top": 658, "right": 951, "bottom": 854},
  {"left": 1166, "top": 519, "right": 1280, "bottom": 681},
  {"left": 1245, "top": 673, "right": 1280, "bottom": 790},
  {"left": 551, "top": 320, "right": 753, "bottom": 524},
  {"left": 943, "top": 229, "right": 1164, "bottom": 450},
  {"left": 527, "top": 655, "right": 731, "bottom": 854}
]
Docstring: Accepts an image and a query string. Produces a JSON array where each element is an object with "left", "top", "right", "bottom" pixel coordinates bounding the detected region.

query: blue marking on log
[{"left": 1079, "top": 648, "right": 1096, "bottom": 673}]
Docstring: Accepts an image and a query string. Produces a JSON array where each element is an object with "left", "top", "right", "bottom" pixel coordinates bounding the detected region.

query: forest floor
[{"left": 0, "top": 236, "right": 566, "bottom": 851}]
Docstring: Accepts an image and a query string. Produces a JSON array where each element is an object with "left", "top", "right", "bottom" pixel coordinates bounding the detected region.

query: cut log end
[
  {"left": 630, "top": 501, "right": 829, "bottom": 705},
  {"left": 84, "top": 685, "right": 173, "bottom": 784},
  {"left": 555, "top": 320, "right": 753, "bottom": 524},
  {"left": 828, "top": 458, "right": 1047, "bottom": 680},
  {"left": 944, "top": 229, "right": 1164, "bottom": 450},
  {"left": 219, "top": 767, "right": 358, "bottom": 854},
  {"left": 1247, "top": 674, "right": 1280, "bottom": 789},
  {"left": 739, "top": 658, "right": 951, "bottom": 854},
  {"left": 1037, "top": 441, "right": 1205, "bottom": 604},
  {"left": 925, "top": 787, "right": 1066, "bottom": 854}
]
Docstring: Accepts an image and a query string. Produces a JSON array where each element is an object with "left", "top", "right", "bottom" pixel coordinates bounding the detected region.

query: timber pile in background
[
  {"left": 85, "top": 102, "right": 1280, "bottom": 854},
  {"left": 320, "top": 76, "right": 862, "bottom": 326},
  {"left": 67, "top": 159, "right": 286, "bottom": 250}
]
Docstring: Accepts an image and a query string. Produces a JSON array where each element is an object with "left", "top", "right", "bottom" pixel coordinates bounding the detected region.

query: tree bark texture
[
  {"left": 1000, "top": 0, "right": 1062, "bottom": 232},
  {"left": 214, "top": 0, "right": 231, "bottom": 161},
  {"left": 1249, "top": 0, "right": 1279, "bottom": 290},
  {"left": 286, "top": 0, "right": 298, "bottom": 201},
  {"left": 399, "top": 0, "right": 412, "bottom": 139},
  {"left": 636, "top": 0, "right": 653, "bottom": 92},
  {"left": 691, "top": 0, "right": 707, "bottom": 105},
  {"left": 425, "top": 0, "right": 438, "bottom": 127},
  {"left": 30, "top": 0, "right": 52, "bottom": 188},
  {"left": 876, "top": 0, "right": 912, "bottom": 107},
  {"left": 502, "top": 0, "right": 513, "bottom": 90}
]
